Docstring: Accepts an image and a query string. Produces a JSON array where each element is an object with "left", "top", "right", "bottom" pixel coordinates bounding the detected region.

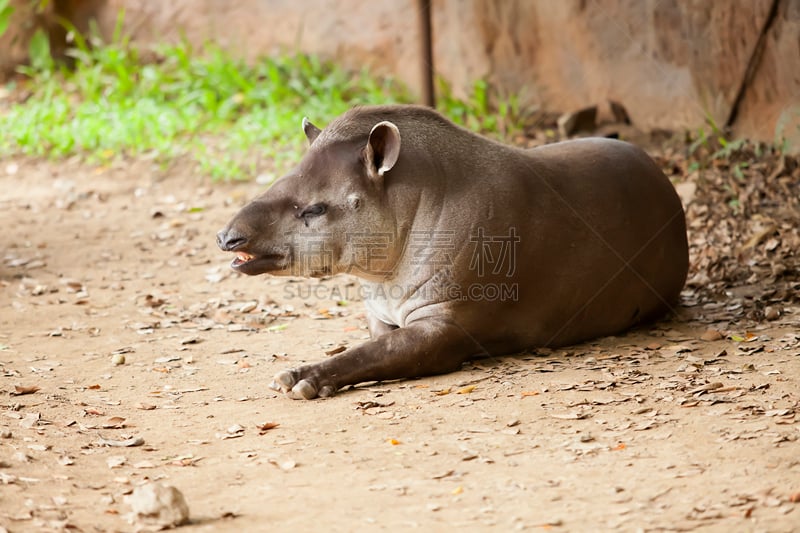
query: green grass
[
  {"left": 0, "top": 33, "right": 414, "bottom": 179},
  {"left": 436, "top": 78, "right": 528, "bottom": 140},
  {"left": 0, "top": 25, "right": 529, "bottom": 181}
]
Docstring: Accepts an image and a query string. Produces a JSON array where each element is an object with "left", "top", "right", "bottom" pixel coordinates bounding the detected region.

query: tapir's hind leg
[{"left": 270, "top": 318, "right": 486, "bottom": 399}]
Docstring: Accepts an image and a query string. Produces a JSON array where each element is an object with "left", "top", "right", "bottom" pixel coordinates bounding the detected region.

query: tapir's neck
[{"left": 375, "top": 122, "right": 524, "bottom": 287}]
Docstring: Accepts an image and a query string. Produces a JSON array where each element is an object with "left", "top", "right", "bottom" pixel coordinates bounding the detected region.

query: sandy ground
[{"left": 1, "top": 156, "right": 798, "bottom": 532}]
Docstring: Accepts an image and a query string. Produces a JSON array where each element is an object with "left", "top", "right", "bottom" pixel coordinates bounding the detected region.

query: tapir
[{"left": 217, "top": 105, "right": 689, "bottom": 399}]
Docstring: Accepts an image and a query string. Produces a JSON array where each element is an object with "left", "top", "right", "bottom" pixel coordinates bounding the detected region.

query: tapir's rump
[{"left": 218, "top": 105, "right": 689, "bottom": 399}]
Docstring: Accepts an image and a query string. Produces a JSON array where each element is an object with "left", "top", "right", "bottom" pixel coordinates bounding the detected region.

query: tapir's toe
[
  {"left": 271, "top": 370, "right": 297, "bottom": 392},
  {"left": 271, "top": 369, "right": 336, "bottom": 400},
  {"left": 318, "top": 384, "right": 336, "bottom": 397},
  {"left": 287, "top": 380, "right": 317, "bottom": 400}
]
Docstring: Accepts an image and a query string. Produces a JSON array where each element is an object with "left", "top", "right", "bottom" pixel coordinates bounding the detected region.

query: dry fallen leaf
[
  {"left": 257, "top": 422, "right": 280, "bottom": 435},
  {"left": 700, "top": 329, "right": 723, "bottom": 341},
  {"left": 102, "top": 417, "right": 127, "bottom": 429},
  {"left": 550, "top": 411, "right": 588, "bottom": 420},
  {"left": 10, "top": 384, "right": 40, "bottom": 396},
  {"left": 456, "top": 385, "right": 476, "bottom": 394},
  {"left": 218, "top": 424, "right": 245, "bottom": 440},
  {"left": 168, "top": 455, "right": 203, "bottom": 467},
  {"left": 98, "top": 436, "right": 145, "bottom": 447},
  {"left": 107, "top": 456, "right": 127, "bottom": 469},
  {"left": 325, "top": 345, "right": 347, "bottom": 356}
]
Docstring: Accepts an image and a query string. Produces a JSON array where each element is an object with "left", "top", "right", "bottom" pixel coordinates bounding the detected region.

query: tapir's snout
[{"left": 216, "top": 227, "right": 248, "bottom": 251}]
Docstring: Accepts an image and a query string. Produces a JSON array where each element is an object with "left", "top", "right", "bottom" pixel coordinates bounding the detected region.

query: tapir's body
[{"left": 218, "top": 105, "right": 689, "bottom": 399}]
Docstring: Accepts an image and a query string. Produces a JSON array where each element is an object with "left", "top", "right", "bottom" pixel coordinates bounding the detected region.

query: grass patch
[
  {"left": 0, "top": 32, "right": 413, "bottom": 180},
  {"left": 0, "top": 25, "right": 529, "bottom": 180}
]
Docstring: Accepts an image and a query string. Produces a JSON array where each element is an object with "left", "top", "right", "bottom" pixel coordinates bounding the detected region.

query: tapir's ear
[
  {"left": 364, "top": 121, "right": 401, "bottom": 178},
  {"left": 302, "top": 117, "right": 322, "bottom": 144}
]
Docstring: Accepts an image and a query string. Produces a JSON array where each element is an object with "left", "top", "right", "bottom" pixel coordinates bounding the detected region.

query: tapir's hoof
[{"left": 270, "top": 369, "right": 336, "bottom": 400}]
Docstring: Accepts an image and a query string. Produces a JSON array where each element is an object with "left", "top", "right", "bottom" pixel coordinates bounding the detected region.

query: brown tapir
[{"left": 217, "top": 105, "right": 688, "bottom": 400}]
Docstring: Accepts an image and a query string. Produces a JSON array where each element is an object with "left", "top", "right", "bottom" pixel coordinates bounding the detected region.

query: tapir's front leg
[
  {"left": 270, "top": 318, "right": 486, "bottom": 399},
  {"left": 366, "top": 312, "right": 398, "bottom": 339}
]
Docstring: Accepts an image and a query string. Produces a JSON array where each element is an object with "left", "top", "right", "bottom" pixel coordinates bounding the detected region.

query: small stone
[
  {"left": 112, "top": 353, "right": 126, "bottom": 366},
  {"left": 764, "top": 306, "right": 781, "bottom": 321},
  {"left": 125, "top": 482, "right": 190, "bottom": 528}
]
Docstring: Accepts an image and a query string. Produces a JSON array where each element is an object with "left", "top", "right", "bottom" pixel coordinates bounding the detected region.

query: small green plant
[
  {"left": 0, "top": 18, "right": 413, "bottom": 180},
  {"left": 436, "top": 78, "right": 527, "bottom": 139},
  {"left": 687, "top": 112, "right": 753, "bottom": 173},
  {"left": 0, "top": 0, "right": 14, "bottom": 38},
  {"left": 1, "top": 15, "right": 535, "bottom": 181}
]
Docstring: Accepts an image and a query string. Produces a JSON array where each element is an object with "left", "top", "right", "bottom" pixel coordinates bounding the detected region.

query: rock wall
[{"left": 2, "top": 0, "right": 798, "bottom": 145}]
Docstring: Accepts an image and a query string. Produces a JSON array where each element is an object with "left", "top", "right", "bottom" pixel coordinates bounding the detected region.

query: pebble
[{"left": 125, "top": 482, "right": 190, "bottom": 528}]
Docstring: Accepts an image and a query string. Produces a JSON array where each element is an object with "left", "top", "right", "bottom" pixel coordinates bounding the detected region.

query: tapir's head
[{"left": 216, "top": 114, "right": 402, "bottom": 279}]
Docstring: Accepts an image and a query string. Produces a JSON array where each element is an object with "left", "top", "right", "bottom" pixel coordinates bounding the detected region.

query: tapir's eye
[{"left": 300, "top": 203, "right": 327, "bottom": 219}]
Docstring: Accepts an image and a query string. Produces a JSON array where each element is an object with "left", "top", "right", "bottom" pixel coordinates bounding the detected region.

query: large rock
[
  {"left": 432, "top": 0, "right": 775, "bottom": 131},
  {"left": 733, "top": 0, "right": 800, "bottom": 147}
]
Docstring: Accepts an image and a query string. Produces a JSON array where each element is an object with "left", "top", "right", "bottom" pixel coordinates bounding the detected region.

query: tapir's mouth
[
  {"left": 229, "top": 250, "right": 288, "bottom": 275},
  {"left": 231, "top": 251, "right": 255, "bottom": 268}
]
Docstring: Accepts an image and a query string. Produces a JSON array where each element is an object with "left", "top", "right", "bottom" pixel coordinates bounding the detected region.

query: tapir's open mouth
[
  {"left": 229, "top": 250, "right": 288, "bottom": 275},
  {"left": 232, "top": 252, "right": 255, "bottom": 268}
]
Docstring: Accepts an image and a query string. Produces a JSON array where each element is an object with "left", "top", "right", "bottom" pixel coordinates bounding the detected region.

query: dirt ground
[{"left": 1, "top": 152, "right": 799, "bottom": 533}]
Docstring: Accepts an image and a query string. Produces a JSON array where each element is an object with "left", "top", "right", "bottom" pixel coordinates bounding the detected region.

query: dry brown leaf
[
  {"left": 325, "top": 345, "right": 347, "bottom": 356},
  {"left": 550, "top": 411, "right": 588, "bottom": 420},
  {"left": 168, "top": 455, "right": 202, "bottom": 467},
  {"left": 97, "top": 436, "right": 144, "bottom": 447},
  {"left": 102, "top": 417, "right": 126, "bottom": 429},
  {"left": 257, "top": 422, "right": 280, "bottom": 435},
  {"left": 700, "top": 329, "right": 723, "bottom": 341},
  {"left": 11, "top": 384, "right": 40, "bottom": 396}
]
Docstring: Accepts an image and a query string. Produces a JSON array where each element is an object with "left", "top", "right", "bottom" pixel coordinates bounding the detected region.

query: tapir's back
[{"left": 462, "top": 136, "right": 689, "bottom": 348}]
